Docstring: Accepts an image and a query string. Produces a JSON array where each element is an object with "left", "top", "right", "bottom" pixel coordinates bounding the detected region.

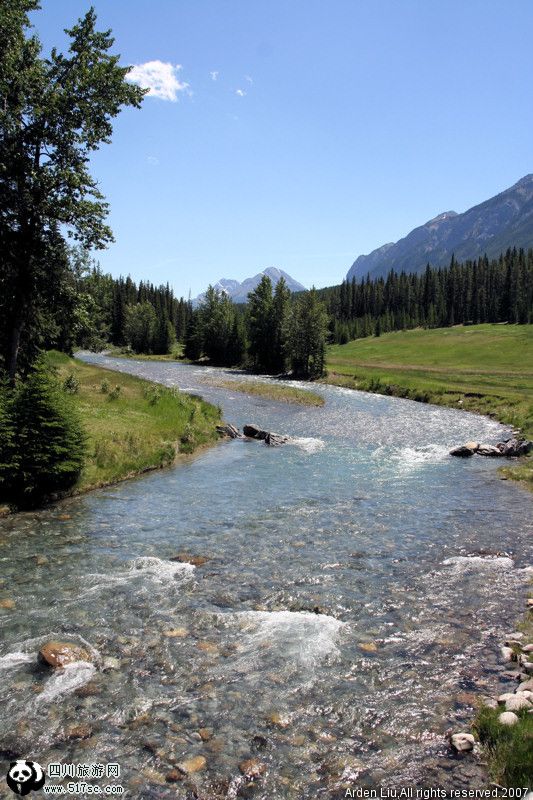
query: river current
[{"left": 0, "top": 355, "right": 532, "bottom": 798}]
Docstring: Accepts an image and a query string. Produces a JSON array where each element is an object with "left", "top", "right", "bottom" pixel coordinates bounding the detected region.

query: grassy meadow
[
  {"left": 202, "top": 379, "right": 325, "bottom": 406},
  {"left": 325, "top": 324, "right": 533, "bottom": 485},
  {"left": 47, "top": 351, "right": 221, "bottom": 493}
]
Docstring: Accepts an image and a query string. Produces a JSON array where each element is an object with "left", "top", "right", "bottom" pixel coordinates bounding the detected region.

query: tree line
[
  {"left": 183, "top": 277, "right": 329, "bottom": 379},
  {"left": 320, "top": 248, "right": 533, "bottom": 343},
  {"left": 0, "top": 1, "right": 144, "bottom": 506}
]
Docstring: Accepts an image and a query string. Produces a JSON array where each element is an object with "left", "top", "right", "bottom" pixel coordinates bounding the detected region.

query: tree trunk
[{"left": 7, "top": 318, "right": 23, "bottom": 385}]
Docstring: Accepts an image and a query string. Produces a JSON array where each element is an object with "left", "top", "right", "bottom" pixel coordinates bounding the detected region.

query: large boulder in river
[
  {"left": 243, "top": 424, "right": 289, "bottom": 445},
  {"left": 38, "top": 641, "right": 92, "bottom": 668},
  {"left": 450, "top": 446, "right": 475, "bottom": 457},
  {"left": 265, "top": 432, "right": 289, "bottom": 446},
  {"left": 477, "top": 444, "right": 502, "bottom": 457},
  {"left": 243, "top": 424, "right": 268, "bottom": 440},
  {"left": 497, "top": 438, "right": 533, "bottom": 457}
]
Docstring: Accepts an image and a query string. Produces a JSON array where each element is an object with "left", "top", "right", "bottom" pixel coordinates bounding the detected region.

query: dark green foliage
[
  {"left": 288, "top": 288, "right": 329, "bottom": 379},
  {"left": 321, "top": 248, "right": 533, "bottom": 343},
  {"left": 0, "top": 359, "right": 86, "bottom": 506},
  {"left": 0, "top": 381, "right": 19, "bottom": 493},
  {"left": 62, "top": 373, "right": 80, "bottom": 394},
  {"left": 0, "top": 2, "right": 144, "bottom": 380}
]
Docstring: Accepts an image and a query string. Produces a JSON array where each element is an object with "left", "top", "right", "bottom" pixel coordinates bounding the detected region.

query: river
[{"left": 0, "top": 354, "right": 532, "bottom": 798}]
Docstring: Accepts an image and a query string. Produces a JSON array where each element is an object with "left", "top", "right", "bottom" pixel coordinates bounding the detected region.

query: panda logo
[{"left": 6, "top": 761, "right": 46, "bottom": 795}]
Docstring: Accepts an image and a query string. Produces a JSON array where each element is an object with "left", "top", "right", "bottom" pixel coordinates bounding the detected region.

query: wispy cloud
[
  {"left": 147, "top": 155, "right": 159, "bottom": 166},
  {"left": 128, "top": 60, "right": 189, "bottom": 102},
  {"left": 245, "top": 75, "right": 253, "bottom": 84},
  {"left": 210, "top": 70, "right": 219, "bottom": 81},
  {"left": 235, "top": 88, "right": 246, "bottom": 97}
]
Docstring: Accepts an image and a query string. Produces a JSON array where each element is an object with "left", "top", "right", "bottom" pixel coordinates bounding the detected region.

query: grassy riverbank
[
  {"left": 473, "top": 588, "right": 533, "bottom": 786},
  {"left": 47, "top": 351, "right": 221, "bottom": 494},
  {"left": 202, "top": 379, "right": 325, "bottom": 406},
  {"left": 325, "top": 324, "right": 533, "bottom": 486}
]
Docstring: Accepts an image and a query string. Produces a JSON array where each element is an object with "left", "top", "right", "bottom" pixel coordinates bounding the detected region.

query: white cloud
[
  {"left": 147, "top": 155, "right": 159, "bottom": 166},
  {"left": 210, "top": 70, "right": 219, "bottom": 81},
  {"left": 128, "top": 60, "right": 189, "bottom": 102},
  {"left": 235, "top": 88, "right": 246, "bottom": 97},
  {"left": 245, "top": 75, "right": 253, "bottom": 84}
]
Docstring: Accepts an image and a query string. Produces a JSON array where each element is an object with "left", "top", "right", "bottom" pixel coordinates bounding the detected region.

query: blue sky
[{"left": 36, "top": 0, "right": 533, "bottom": 298}]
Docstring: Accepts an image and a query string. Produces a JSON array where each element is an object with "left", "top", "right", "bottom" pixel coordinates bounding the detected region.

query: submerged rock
[
  {"left": 177, "top": 756, "right": 206, "bottom": 775},
  {"left": 170, "top": 553, "right": 210, "bottom": 567},
  {"left": 239, "top": 759, "right": 267, "bottom": 779},
  {"left": 450, "top": 733, "right": 475, "bottom": 752},
  {"left": 38, "top": 641, "right": 92, "bottom": 668}
]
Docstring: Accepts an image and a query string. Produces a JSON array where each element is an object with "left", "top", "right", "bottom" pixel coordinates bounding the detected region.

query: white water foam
[
  {"left": 227, "top": 610, "right": 345, "bottom": 670},
  {"left": 442, "top": 555, "right": 514, "bottom": 571},
  {"left": 79, "top": 556, "right": 194, "bottom": 597},
  {"left": 34, "top": 661, "right": 96, "bottom": 705},
  {"left": 0, "top": 652, "right": 35, "bottom": 670},
  {"left": 288, "top": 437, "right": 326, "bottom": 453}
]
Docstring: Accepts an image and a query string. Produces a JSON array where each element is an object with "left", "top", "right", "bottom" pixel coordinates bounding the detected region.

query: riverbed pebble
[
  {"left": 239, "top": 758, "right": 267, "bottom": 779},
  {"left": 517, "top": 678, "right": 533, "bottom": 692},
  {"left": 450, "top": 733, "right": 475, "bottom": 752},
  {"left": 177, "top": 756, "right": 206, "bottom": 774}
]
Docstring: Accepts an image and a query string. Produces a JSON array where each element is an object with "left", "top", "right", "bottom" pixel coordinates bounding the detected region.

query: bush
[
  {"left": 100, "top": 379, "right": 110, "bottom": 394},
  {"left": 108, "top": 384, "right": 121, "bottom": 400},
  {"left": 3, "top": 359, "right": 87, "bottom": 506},
  {"left": 0, "top": 382, "right": 19, "bottom": 497},
  {"left": 63, "top": 372, "right": 80, "bottom": 394}
]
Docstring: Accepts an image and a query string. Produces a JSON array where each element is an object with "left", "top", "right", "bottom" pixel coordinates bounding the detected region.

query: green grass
[
  {"left": 47, "top": 351, "right": 221, "bottom": 493},
  {"left": 474, "top": 705, "right": 533, "bottom": 787},
  {"left": 325, "top": 324, "right": 533, "bottom": 486},
  {"left": 203, "top": 379, "right": 325, "bottom": 406},
  {"left": 109, "top": 342, "right": 187, "bottom": 362}
]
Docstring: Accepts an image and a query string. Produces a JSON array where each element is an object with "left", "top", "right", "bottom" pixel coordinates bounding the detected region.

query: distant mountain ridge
[
  {"left": 347, "top": 174, "right": 533, "bottom": 281},
  {"left": 193, "top": 267, "right": 306, "bottom": 306}
]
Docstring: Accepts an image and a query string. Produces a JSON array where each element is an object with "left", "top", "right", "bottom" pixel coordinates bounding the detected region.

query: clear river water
[{"left": 0, "top": 355, "right": 532, "bottom": 798}]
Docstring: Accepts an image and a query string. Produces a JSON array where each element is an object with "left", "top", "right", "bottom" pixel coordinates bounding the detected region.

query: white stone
[
  {"left": 505, "top": 694, "right": 532, "bottom": 712},
  {"left": 498, "top": 711, "right": 518, "bottom": 726},
  {"left": 450, "top": 732, "right": 475, "bottom": 752},
  {"left": 500, "top": 646, "right": 515, "bottom": 662},
  {"left": 497, "top": 692, "right": 515, "bottom": 704}
]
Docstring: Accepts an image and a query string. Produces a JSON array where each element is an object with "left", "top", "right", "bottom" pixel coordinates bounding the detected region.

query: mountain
[
  {"left": 347, "top": 174, "right": 533, "bottom": 281},
  {"left": 193, "top": 267, "right": 306, "bottom": 306}
]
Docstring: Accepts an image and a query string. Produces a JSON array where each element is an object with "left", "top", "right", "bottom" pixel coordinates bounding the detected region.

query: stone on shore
[
  {"left": 498, "top": 711, "right": 518, "bottom": 726},
  {"left": 504, "top": 694, "right": 532, "bottom": 712},
  {"left": 216, "top": 424, "right": 242, "bottom": 439},
  {"left": 450, "top": 732, "right": 475, "bottom": 752},
  {"left": 500, "top": 646, "right": 515, "bottom": 662},
  {"left": 38, "top": 641, "right": 92, "bottom": 668}
]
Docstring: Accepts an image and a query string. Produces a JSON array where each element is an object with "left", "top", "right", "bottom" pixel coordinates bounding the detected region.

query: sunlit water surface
[{"left": 0, "top": 355, "right": 532, "bottom": 797}]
